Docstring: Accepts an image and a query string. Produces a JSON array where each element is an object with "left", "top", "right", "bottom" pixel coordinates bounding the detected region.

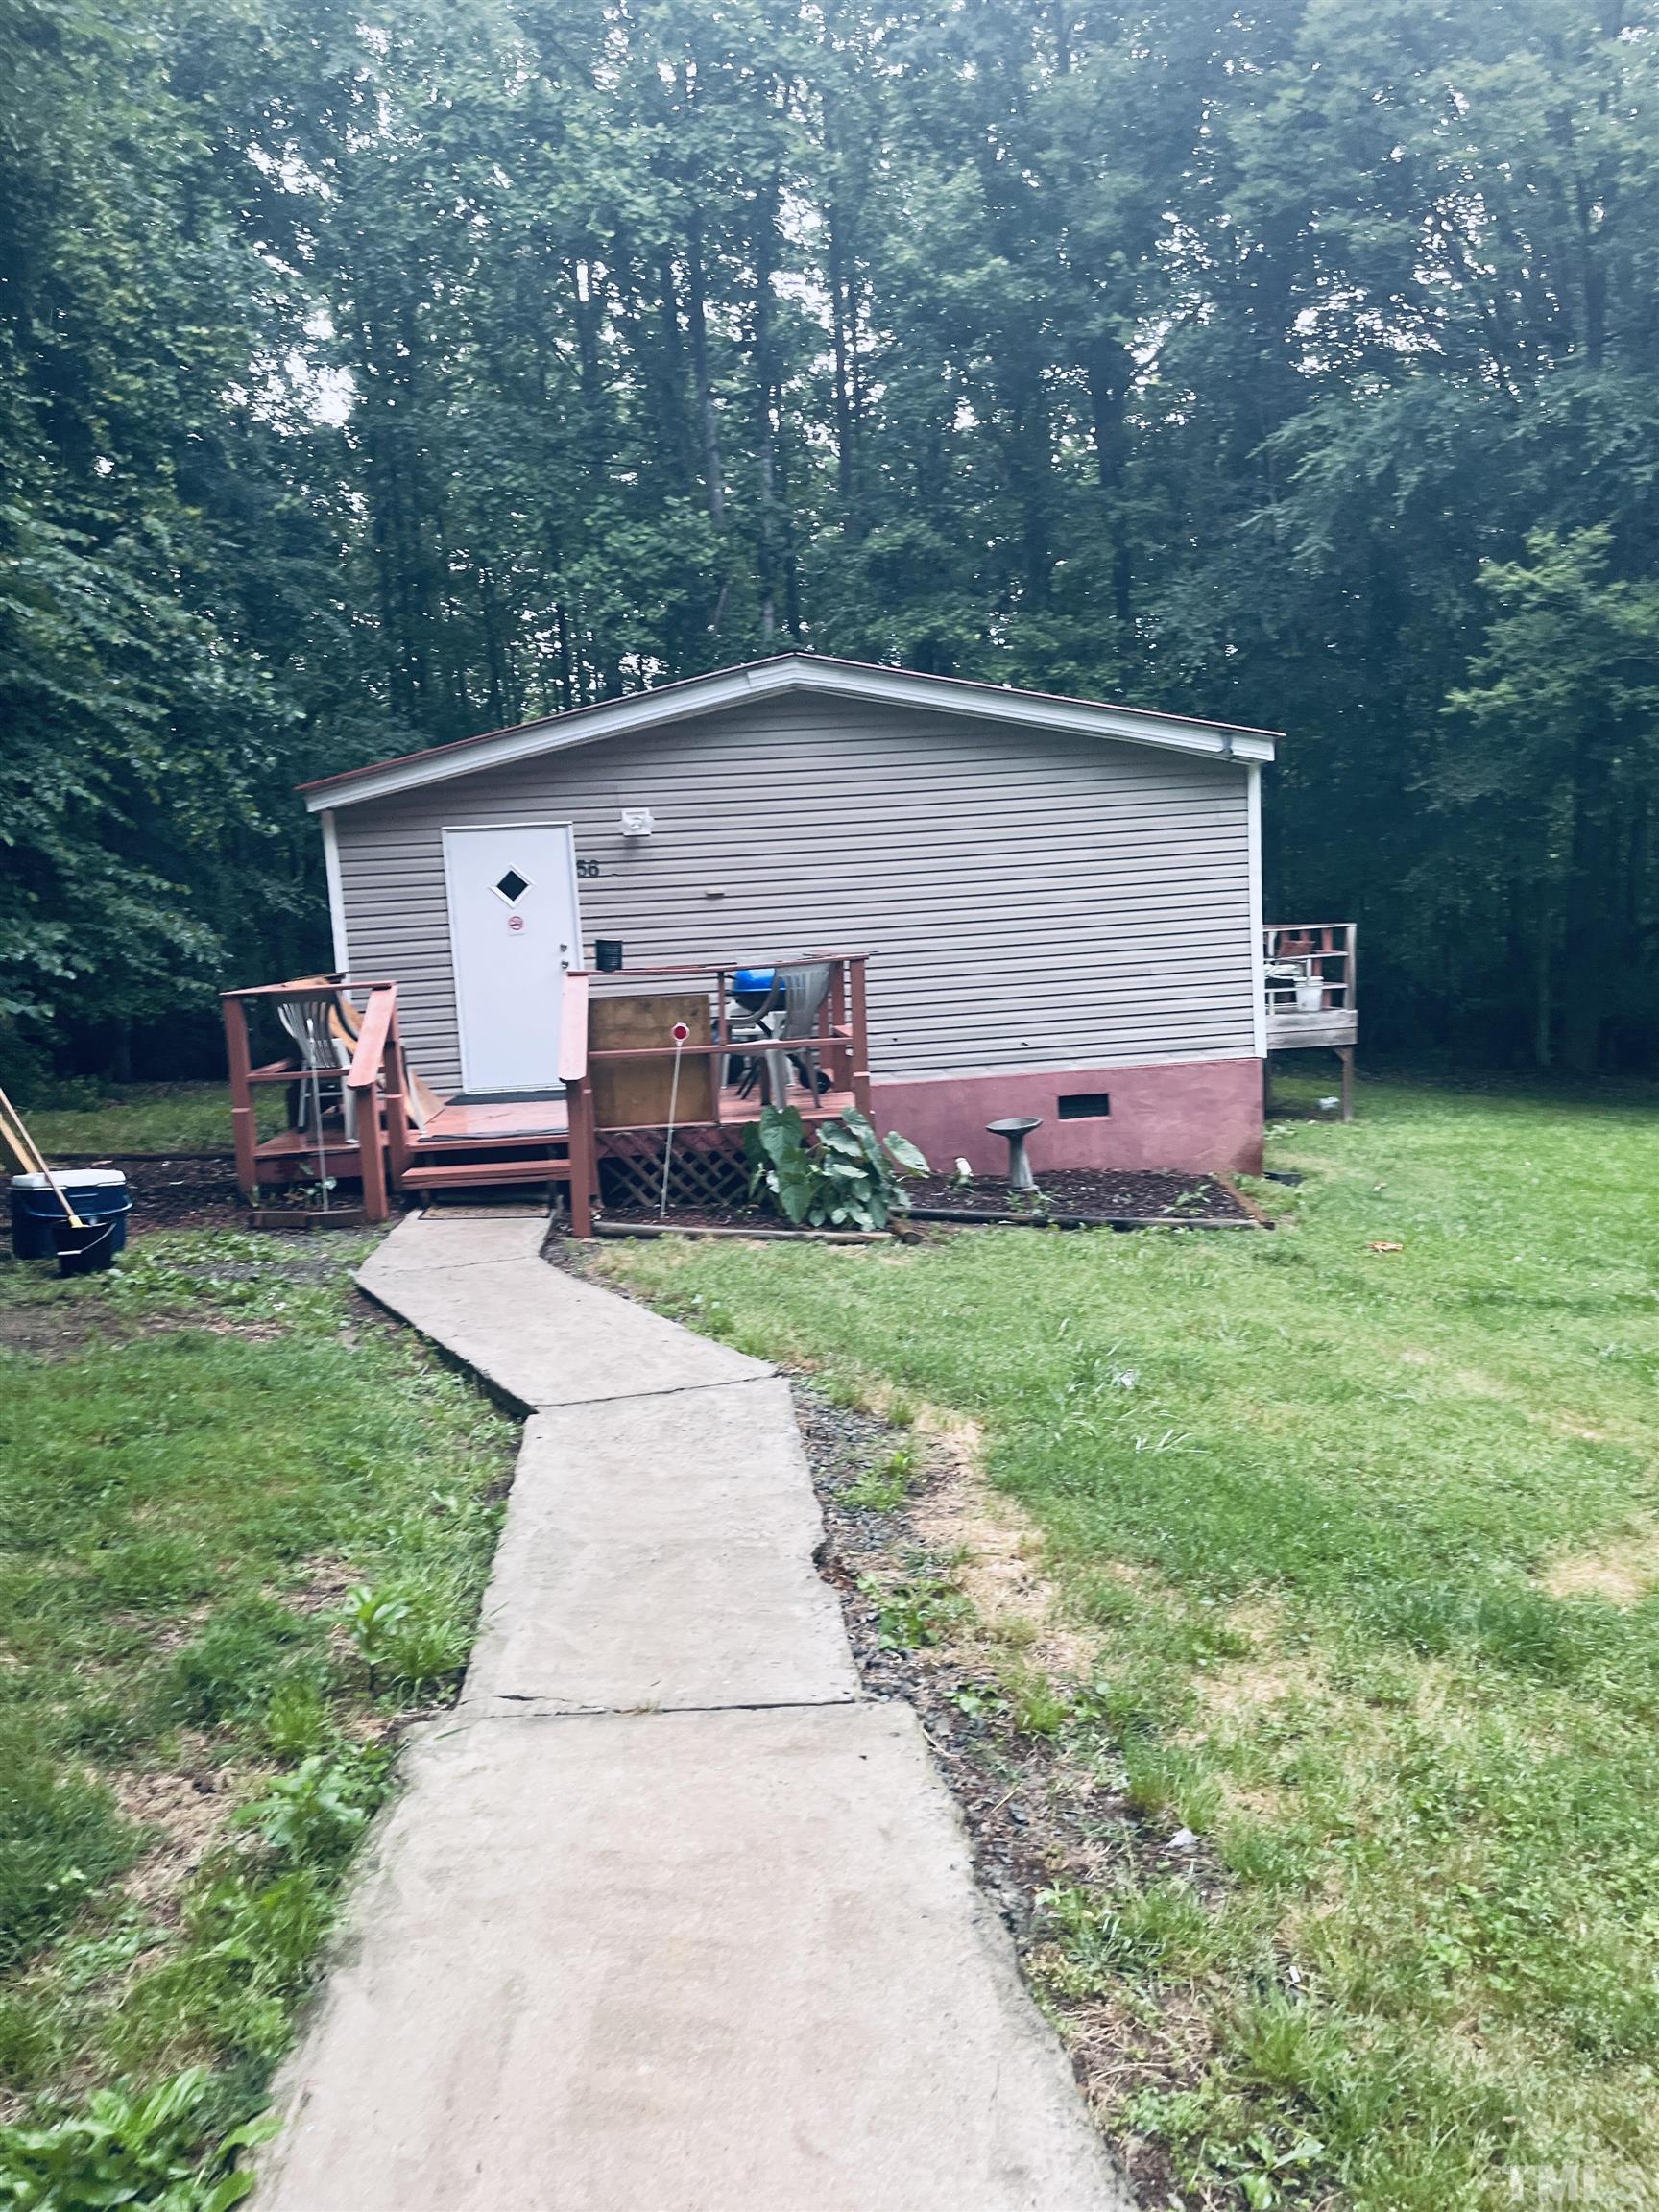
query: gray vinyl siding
[{"left": 331, "top": 693, "right": 1256, "bottom": 1095}]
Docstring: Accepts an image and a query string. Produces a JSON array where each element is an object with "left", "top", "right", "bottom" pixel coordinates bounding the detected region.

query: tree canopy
[{"left": 4, "top": 0, "right": 1658, "bottom": 1075}]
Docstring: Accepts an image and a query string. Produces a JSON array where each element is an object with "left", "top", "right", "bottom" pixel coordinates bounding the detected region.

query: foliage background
[{"left": 4, "top": 0, "right": 1658, "bottom": 1078}]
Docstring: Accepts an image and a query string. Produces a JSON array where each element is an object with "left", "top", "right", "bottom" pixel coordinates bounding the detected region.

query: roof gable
[{"left": 301, "top": 654, "right": 1278, "bottom": 813}]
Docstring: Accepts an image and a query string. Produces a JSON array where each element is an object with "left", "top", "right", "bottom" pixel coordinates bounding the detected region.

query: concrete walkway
[{"left": 255, "top": 1214, "right": 1127, "bottom": 2212}]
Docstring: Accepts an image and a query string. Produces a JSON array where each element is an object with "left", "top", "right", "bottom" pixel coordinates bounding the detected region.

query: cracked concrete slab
[
  {"left": 257, "top": 1702, "right": 1124, "bottom": 2212},
  {"left": 357, "top": 1213, "right": 551, "bottom": 1276},
  {"left": 358, "top": 1216, "right": 770, "bottom": 1409},
  {"left": 461, "top": 1382, "right": 858, "bottom": 1715}
]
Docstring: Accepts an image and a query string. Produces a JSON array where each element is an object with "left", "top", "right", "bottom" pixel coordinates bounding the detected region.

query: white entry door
[{"left": 443, "top": 823, "right": 582, "bottom": 1093}]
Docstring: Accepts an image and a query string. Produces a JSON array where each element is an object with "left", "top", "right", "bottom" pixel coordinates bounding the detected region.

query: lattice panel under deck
[{"left": 597, "top": 1134, "right": 751, "bottom": 1214}]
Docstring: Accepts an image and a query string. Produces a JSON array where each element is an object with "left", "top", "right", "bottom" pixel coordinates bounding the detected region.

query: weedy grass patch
[
  {"left": 22, "top": 1081, "right": 285, "bottom": 1157},
  {"left": 597, "top": 1079, "right": 1659, "bottom": 2209},
  {"left": 0, "top": 1230, "right": 513, "bottom": 2205}
]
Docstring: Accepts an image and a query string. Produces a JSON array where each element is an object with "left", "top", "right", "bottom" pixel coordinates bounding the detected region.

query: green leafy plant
[
  {"left": 343, "top": 1583, "right": 467, "bottom": 1695},
  {"left": 342, "top": 1585, "right": 409, "bottom": 1688},
  {"left": 1001, "top": 1665, "right": 1070, "bottom": 1738},
  {"left": 261, "top": 1680, "right": 332, "bottom": 1762},
  {"left": 842, "top": 1445, "right": 919, "bottom": 1513},
  {"left": 0, "top": 2068, "right": 275, "bottom": 2212},
  {"left": 860, "top": 1570, "right": 970, "bottom": 1650},
  {"left": 239, "top": 1751, "right": 380, "bottom": 1866},
  {"left": 744, "top": 1106, "right": 926, "bottom": 1231},
  {"left": 373, "top": 1598, "right": 469, "bottom": 1695}
]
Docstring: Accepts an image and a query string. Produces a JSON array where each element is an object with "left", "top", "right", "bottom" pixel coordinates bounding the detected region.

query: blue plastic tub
[{"left": 10, "top": 1170, "right": 131, "bottom": 1268}]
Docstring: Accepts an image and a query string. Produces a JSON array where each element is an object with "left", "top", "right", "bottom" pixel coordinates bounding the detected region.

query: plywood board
[{"left": 589, "top": 992, "right": 715, "bottom": 1130}]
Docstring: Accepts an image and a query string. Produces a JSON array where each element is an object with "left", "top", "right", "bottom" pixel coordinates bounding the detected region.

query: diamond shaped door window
[{"left": 493, "top": 868, "right": 531, "bottom": 905}]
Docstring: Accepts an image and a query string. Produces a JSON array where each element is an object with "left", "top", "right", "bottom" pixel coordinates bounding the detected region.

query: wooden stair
[
  {"left": 397, "top": 1130, "right": 573, "bottom": 1195},
  {"left": 397, "top": 1156, "right": 572, "bottom": 1192}
]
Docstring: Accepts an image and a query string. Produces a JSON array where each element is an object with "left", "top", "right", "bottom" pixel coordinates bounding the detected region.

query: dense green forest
[{"left": 3, "top": 0, "right": 1657, "bottom": 1081}]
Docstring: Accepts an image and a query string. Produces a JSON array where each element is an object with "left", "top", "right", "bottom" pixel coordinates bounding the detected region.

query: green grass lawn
[
  {"left": 598, "top": 1080, "right": 1659, "bottom": 2211},
  {"left": 22, "top": 1083, "right": 278, "bottom": 1156},
  {"left": 0, "top": 1232, "right": 513, "bottom": 2204}
]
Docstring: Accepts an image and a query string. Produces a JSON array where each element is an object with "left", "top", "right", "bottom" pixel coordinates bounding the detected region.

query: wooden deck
[
  {"left": 409, "top": 1077, "right": 852, "bottom": 1145},
  {"left": 1263, "top": 923, "right": 1358, "bottom": 1117},
  {"left": 421, "top": 1097, "right": 568, "bottom": 1142},
  {"left": 224, "top": 953, "right": 874, "bottom": 1234}
]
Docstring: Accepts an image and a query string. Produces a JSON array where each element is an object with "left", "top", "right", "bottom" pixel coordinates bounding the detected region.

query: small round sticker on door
[{"left": 507, "top": 914, "right": 525, "bottom": 934}]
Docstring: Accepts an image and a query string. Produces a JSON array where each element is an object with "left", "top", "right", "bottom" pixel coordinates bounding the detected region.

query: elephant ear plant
[{"left": 744, "top": 1106, "right": 928, "bottom": 1230}]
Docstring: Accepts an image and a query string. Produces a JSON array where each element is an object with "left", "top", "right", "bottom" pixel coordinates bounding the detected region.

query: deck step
[
  {"left": 398, "top": 1159, "right": 573, "bottom": 1190},
  {"left": 413, "top": 1134, "right": 571, "bottom": 1155}
]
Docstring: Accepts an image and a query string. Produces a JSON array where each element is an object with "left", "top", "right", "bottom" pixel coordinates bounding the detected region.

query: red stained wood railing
[
  {"left": 224, "top": 952, "right": 871, "bottom": 1239},
  {"left": 571, "top": 953, "right": 872, "bottom": 1125},
  {"left": 560, "top": 972, "right": 595, "bottom": 1238},
  {"left": 344, "top": 983, "right": 398, "bottom": 1222},
  {"left": 223, "top": 993, "right": 259, "bottom": 1200},
  {"left": 223, "top": 975, "right": 400, "bottom": 1222}
]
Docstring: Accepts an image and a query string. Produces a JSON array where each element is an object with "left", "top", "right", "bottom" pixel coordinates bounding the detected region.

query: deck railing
[
  {"left": 1262, "top": 924, "right": 1358, "bottom": 1118},
  {"left": 561, "top": 972, "right": 594, "bottom": 1238},
  {"left": 224, "top": 951, "right": 874, "bottom": 1236},
  {"left": 222, "top": 977, "right": 401, "bottom": 1223},
  {"left": 1263, "top": 925, "right": 1357, "bottom": 1029},
  {"left": 560, "top": 953, "right": 872, "bottom": 1236},
  {"left": 576, "top": 954, "right": 870, "bottom": 1120}
]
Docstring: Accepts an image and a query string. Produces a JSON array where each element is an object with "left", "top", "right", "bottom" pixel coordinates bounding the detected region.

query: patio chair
[
  {"left": 274, "top": 984, "right": 360, "bottom": 1143},
  {"left": 725, "top": 995, "right": 776, "bottom": 1095},
  {"left": 761, "top": 962, "right": 833, "bottom": 1107}
]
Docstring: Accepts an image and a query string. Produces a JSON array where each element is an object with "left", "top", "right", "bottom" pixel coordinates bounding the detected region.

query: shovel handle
[{"left": 0, "top": 1085, "right": 85, "bottom": 1231}]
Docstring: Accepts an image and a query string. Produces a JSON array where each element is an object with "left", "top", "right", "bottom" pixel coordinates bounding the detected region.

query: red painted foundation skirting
[{"left": 869, "top": 1058, "right": 1264, "bottom": 1178}]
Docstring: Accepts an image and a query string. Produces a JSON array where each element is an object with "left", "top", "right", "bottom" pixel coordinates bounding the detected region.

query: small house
[
  {"left": 226, "top": 656, "right": 1286, "bottom": 1225},
  {"left": 296, "top": 655, "right": 1277, "bottom": 1187}
]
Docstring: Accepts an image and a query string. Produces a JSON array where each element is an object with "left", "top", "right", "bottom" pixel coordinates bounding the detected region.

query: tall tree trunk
[
  {"left": 828, "top": 208, "right": 858, "bottom": 533},
  {"left": 685, "top": 213, "right": 725, "bottom": 528},
  {"left": 754, "top": 172, "right": 781, "bottom": 646},
  {"left": 1086, "top": 332, "right": 1134, "bottom": 639},
  {"left": 1533, "top": 899, "right": 1554, "bottom": 1069},
  {"left": 653, "top": 251, "right": 697, "bottom": 491},
  {"left": 822, "top": 83, "right": 861, "bottom": 538},
  {"left": 554, "top": 601, "right": 575, "bottom": 714}
]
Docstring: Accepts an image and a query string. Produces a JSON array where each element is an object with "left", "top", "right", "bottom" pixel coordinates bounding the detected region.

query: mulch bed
[
  {"left": 595, "top": 1196, "right": 780, "bottom": 1232},
  {"left": 49, "top": 1153, "right": 372, "bottom": 1235},
  {"left": 591, "top": 1168, "right": 1258, "bottom": 1236},
  {"left": 53, "top": 1152, "right": 249, "bottom": 1233},
  {"left": 901, "top": 1166, "right": 1254, "bottom": 1224},
  {"left": 36, "top": 1158, "right": 1257, "bottom": 1238}
]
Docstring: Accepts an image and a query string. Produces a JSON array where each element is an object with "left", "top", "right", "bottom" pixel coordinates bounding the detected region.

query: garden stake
[{"left": 659, "top": 1022, "right": 689, "bottom": 1220}]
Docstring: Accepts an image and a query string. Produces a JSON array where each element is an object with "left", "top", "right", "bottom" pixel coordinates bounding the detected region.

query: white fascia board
[
  {"left": 1247, "top": 763, "right": 1268, "bottom": 1058},
  {"left": 305, "top": 657, "right": 1275, "bottom": 813},
  {"left": 792, "top": 659, "right": 1278, "bottom": 764},
  {"left": 319, "top": 808, "right": 349, "bottom": 972},
  {"left": 304, "top": 667, "right": 765, "bottom": 812}
]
